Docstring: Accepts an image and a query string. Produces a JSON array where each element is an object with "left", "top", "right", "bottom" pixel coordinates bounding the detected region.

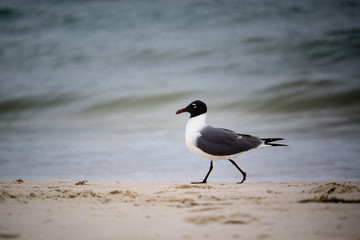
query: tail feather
[{"left": 261, "top": 138, "right": 288, "bottom": 147}]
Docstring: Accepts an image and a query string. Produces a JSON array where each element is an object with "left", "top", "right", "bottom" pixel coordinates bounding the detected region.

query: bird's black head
[{"left": 176, "top": 100, "right": 207, "bottom": 118}]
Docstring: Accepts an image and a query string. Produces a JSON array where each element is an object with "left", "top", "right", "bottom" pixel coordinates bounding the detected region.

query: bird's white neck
[
  {"left": 184, "top": 113, "right": 208, "bottom": 158},
  {"left": 186, "top": 113, "right": 207, "bottom": 140}
]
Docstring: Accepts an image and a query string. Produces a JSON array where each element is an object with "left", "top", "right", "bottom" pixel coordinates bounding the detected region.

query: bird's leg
[
  {"left": 228, "top": 159, "right": 247, "bottom": 184},
  {"left": 191, "top": 161, "right": 213, "bottom": 184}
]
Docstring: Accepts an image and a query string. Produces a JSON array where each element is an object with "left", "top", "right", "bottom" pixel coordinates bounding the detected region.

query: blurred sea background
[{"left": 0, "top": 0, "right": 359, "bottom": 181}]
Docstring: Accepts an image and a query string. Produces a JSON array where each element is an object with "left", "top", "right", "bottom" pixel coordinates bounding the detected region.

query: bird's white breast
[{"left": 185, "top": 114, "right": 220, "bottom": 160}]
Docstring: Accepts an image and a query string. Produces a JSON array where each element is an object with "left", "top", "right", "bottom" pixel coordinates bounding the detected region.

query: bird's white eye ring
[{"left": 192, "top": 104, "right": 197, "bottom": 108}]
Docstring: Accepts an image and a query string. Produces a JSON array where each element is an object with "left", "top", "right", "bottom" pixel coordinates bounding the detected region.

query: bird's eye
[{"left": 192, "top": 104, "right": 197, "bottom": 108}]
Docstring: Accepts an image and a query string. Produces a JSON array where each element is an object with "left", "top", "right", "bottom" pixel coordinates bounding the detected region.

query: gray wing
[{"left": 196, "top": 126, "right": 262, "bottom": 156}]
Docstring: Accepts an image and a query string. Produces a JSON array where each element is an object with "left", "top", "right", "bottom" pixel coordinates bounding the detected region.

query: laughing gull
[{"left": 176, "top": 100, "right": 287, "bottom": 184}]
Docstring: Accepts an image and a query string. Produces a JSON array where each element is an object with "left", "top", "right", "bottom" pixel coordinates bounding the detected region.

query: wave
[
  {"left": 81, "top": 91, "right": 194, "bottom": 114},
  {"left": 296, "top": 28, "right": 360, "bottom": 63},
  {"left": 0, "top": 93, "right": 77, "bottom": 115},
  {"left": 0, "top": 7, "right": 21, "bottom": 21},
  {"left": 0, "top": 90, "right": 196, "bottom": 118},
  {"left": 225, "top": 79, "right": 360, "bottom": 118},
  {"left": 256, "top": 79, "right": 360, "bottom": 112}
]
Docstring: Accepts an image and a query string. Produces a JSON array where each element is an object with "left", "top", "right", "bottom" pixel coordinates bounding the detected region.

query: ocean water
[{"left": 0, "top": 0, "right": 359, "bottom": 182}]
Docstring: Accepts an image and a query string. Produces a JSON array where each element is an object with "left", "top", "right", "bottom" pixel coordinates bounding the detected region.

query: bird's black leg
[
  {"left": 192, "top": 161, "right": 213, "bottom": 184},
  {"left": 228, "top": 159, "right": 247, "bottom": 184}
]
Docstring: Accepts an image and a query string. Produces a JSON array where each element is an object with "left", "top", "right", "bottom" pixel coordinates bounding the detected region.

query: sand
[{"left": 0, "top": 180, "right": 359, "bottom": 240}]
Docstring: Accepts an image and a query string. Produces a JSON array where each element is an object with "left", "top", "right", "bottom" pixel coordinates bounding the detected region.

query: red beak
[{"left": 176, "top": 108, "right": 187, "bottom": 114}]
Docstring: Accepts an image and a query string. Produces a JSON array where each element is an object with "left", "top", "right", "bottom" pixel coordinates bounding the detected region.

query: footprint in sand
[{"left": 186, "top": 213, "right": 256, "bottom": 225}]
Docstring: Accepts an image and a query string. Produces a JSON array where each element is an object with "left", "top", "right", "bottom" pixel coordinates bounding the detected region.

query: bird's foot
[
  {"left": 191, "top": 181, "right": 207, "bottom": 184},
  {"left": 236, "top": 174, "right": 247, "bottom": 184}
]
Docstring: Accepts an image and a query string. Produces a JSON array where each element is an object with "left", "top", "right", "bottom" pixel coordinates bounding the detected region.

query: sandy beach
[{"left": 0, "top": 180, "right": 359, "bottom": 240}]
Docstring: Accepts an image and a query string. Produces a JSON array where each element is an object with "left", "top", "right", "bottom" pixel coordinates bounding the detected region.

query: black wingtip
[
  {"left": 266, "top": 143, "right": 288, "bottom": 147},
  {"left": 261, "top": 138, "right": 287, "bottom": 146}
]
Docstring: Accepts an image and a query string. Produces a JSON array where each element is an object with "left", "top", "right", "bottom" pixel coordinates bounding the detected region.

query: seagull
[{"left": 176, "top": 100, "right": 287, "bottom": 184}]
